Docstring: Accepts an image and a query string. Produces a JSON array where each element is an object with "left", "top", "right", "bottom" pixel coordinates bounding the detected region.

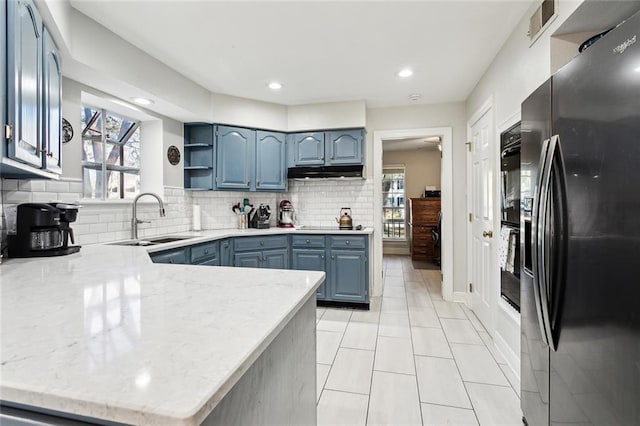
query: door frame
[{"left": 373, "top": 127, "right": 453, "bottom": 301}]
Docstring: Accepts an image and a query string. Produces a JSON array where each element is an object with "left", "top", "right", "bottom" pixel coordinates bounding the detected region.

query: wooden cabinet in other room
[{"left": 409, "top": 198, "right": 441, "bottom": 262}]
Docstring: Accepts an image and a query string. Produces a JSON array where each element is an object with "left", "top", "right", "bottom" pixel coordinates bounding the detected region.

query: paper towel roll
[{"left": 193, "top": 204, "right": 202, "bottom": 231}]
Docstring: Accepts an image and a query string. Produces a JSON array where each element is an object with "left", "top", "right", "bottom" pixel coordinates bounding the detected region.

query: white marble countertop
[{"left": 0, "top": 243, "right": 325, "bottom": 425}]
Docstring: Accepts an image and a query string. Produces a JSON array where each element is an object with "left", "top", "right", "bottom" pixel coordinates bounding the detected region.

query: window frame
[
  {"left": 81, "top": 107, "right": 141, "bottom": 200},
  {"left": 382, "top": 166, "right": 407, "bottom": 241}
]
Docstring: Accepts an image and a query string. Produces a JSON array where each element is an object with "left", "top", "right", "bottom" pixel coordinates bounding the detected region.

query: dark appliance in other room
[
  {"left": 278, "top": 200, "right": 295, "bottom": 228},
  {"left": 7, "top": 203, "right": 81, "bottom": 258},
  {"left": 423, "top": 190, "right": 441, "bottom": 198},
  {"left": 500, "top": 122, "right": 521, "bottom": 311},
  {"left": 521, "top": 11, "right": 640, "bottom": 426},
  {"left": 250, "top": 204, "right": 271, "bottom": 229}
]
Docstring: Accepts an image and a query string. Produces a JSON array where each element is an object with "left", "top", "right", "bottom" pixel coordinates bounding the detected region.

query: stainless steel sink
[{"left": 108, "top": 236, "right": 193, "bottom": 246}]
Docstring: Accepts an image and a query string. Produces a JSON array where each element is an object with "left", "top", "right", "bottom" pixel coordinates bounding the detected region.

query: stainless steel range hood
[{"left": 287, "top": 165, "right": 365, "bottom": 179}]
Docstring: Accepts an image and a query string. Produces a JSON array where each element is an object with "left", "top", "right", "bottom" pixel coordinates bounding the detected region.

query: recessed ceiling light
[
  {"left": 409, "top": 93, "right": 422, "bottom": 101},
  {"left": 130, "top": 97, "right": 154, "bottom": 106},
  {"left": 268, "top": 81, "right": 283, "bottom": 90},
  {"left": 398, "top": 69, "right": 413, "bottom": 78},
  {"left": 635, "top": 66, "right": 640, "bottom": 72}
]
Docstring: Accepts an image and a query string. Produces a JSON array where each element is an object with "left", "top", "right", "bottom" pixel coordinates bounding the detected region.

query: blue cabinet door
[
  {"left": 329, "top": 249, "right": 367, "bottom": 303},
  {"left": 291, "top": 132, "right": 325, "bottom": 166},
  {"left": 220, "top": 239, "right": 233, "bottom": 266},
  {"left": 150, "top": 248, "right": 189, "bottom": 265},
  {"left": 255, "top": 130, "right": 286, "bottom": 191},
  {"left": 42, "top": 28, "right": 61, "bottom": 174},
  {"left": 7, "top": 0, "right": 43, "bottom": 168},
  {"left": 326, "top": 130, "right": 363, "bottom": 165},
  {"left": 292, "top": 249, "right": 327, "bottom": 300},
  {"left": 234, "top": 251, "right": 262, "bottom": 268},
  {"left": 216, "top": 125, "right": 254, "bottom": 190},
  {"left": 263, "top": 248, "right": 289, "bottom": 269}
]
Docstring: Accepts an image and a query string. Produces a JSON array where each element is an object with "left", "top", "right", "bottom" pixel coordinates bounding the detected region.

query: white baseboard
[
  {"left": 452, "top": 291, "right": 470, "bottom": 306},
  {"left": 494, "top": 330, "right": 521, "bottom": 387}
]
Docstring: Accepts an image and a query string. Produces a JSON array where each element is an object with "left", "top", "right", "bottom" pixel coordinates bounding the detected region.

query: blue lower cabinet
[
  {"left": 150, "top": 247, "right": 189, "bottom": 265},
  {"left": 328, "top": 249, "right": 367, "bottom": 303},
  {"left": 292, "top": 249, "right": 327, "bottom": 300},
  {"left": 235, "top": 251, "right": 262, "bottom": 268},
  {"left": 220, "top": 238, "right": 233, "bottom": 266},
  {"left": 263, "top": 248, "right": 289, "bottom": 269}
]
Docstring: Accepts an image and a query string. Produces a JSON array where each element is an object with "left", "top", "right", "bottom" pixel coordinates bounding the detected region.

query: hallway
[{"left": 315, "top": 255, "right": 522, "bottom": 425}]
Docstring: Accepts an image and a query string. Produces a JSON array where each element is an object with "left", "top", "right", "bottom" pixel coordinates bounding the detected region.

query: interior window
[
  {"left": 81, "top": 107, "right": 141, "bottom": 200},
  {"left": 382, "top": 167, "right": 406, "bottom": 240}
]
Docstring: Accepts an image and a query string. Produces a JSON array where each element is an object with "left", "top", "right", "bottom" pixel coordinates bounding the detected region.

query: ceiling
[{"left": 69, "top": 1, "right": 532, "bottom": 108}]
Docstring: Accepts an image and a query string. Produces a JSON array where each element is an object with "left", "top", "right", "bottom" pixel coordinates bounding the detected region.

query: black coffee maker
[{"left": 7, "top": 203, "right": 81, "bottom": 258}]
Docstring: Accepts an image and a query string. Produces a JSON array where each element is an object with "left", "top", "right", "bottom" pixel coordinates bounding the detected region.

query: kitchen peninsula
[{"left": 0, "top": 243, "right": 324, "bottom": 425}]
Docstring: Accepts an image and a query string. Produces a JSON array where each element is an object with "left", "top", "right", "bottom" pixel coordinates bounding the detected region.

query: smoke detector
[{"left": 409, "top": 93, "right": 422, "bottom": 101}]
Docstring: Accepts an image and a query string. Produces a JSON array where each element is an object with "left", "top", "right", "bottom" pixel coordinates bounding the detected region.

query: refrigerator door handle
[
  {"left": 531, "top": 137, "right": 551, "bottom": 347},
  {"left": 538, "top": 135, "right": 560, "bottom": 351}
]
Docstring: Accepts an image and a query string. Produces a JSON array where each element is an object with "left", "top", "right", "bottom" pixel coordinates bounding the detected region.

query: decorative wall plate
[
  {"left": 167, "top": 145, "right": 181, "bottom": 165},
  {"left": 62, "top": 118, "right": 73, "bottom": 143}
]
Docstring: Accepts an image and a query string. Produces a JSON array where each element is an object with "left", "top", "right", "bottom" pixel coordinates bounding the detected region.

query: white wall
[
  {"left": 288, "top": 101, "right": 366, "bottom": 132},
  {"left": 383, "top": 148, "right": 441, "bottom": 198},
  {"left": 211, "top": 93, "right": 288, "bottom": 131},
  {"left": 367, "top": 103, "right": 467, "bottom": 294}
]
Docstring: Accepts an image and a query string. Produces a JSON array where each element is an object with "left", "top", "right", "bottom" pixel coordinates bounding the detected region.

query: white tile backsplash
[{"left": 1, "top": 177, "right": 375, "bottom": 250}]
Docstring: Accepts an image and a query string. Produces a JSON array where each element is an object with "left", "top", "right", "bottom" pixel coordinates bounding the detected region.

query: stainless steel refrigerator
[{"left": 521, "top": 10, "right": 640, "bottom": 426}]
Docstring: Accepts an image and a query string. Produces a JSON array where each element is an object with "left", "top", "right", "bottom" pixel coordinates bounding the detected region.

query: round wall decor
[
  {"left": 167, "top": 145, "right": 181, "bottom": 165},
  {"left": 62, "top": 118, "right": 74, "bottom": 143}
]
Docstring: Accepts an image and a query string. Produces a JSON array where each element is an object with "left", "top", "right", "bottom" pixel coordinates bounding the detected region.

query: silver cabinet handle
[
  {"left": 204, "top": 250, "right": 209, "bottom": 255},
  {"left": 256, "top": 180, "right": 260, "bottom": 186},
  {"left": 321, "top": 255, "right": 325, "bottom": 259},
  {"left": 320, "top": 156, "right": 324, "bottom": 160},
  {"left": 260, "top": 241, "right": 264, "bottom": 246},
  {"left": 331, "top": 255, "right": 335, "bottom": 260},
  {"left": 306, "top": 239, "right": 310, "bottom": 243},
  {"left": 346, "top": 240, "right": 350, "bottom": 245}
]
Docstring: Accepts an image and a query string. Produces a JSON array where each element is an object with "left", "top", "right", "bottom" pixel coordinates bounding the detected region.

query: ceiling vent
[{"left": 529, "top": 0, "right": 557, "bottom": 42}]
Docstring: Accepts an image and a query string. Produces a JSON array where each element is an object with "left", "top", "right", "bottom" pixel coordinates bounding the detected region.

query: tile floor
[{"left": 315, "top": 255, "right": 522, "bottom": 426}]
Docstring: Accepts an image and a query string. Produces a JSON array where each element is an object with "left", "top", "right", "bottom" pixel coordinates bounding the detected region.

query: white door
[{"left": 469, "top": 107, "right": 495, "bottom": 334}]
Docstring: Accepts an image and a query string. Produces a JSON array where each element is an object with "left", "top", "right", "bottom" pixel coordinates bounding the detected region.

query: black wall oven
[{"left": 500, "top": 122, "right": 521, "bottom": 311}]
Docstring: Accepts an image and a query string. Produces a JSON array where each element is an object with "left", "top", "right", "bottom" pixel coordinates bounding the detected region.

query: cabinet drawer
[
  {"left": 190, "top": 240, "right": 220, "bottom": 263},
  {"left": 234, "top": 235, "right": 288, "bottom": 251},
  {"left": 329, "top": 235, "right": 366, "bottom": 249},
  {"left": 291, "top": 235, "right": 326, "bottom": 248},
  {"left": 412, "top": 226, "right": 433, "bottom": 236},
  {"left": 150, "top": 247, "right": 189, "bottom": 265}
]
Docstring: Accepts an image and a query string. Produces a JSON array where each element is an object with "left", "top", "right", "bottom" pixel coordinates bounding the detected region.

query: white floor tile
[
  {"left": 404, "top": 272, "right": 424, "bottom": 282},
  {"left": 450, "top": 343, "right": 510, "bottom": 386},
  {"left": 317, "top": 309, "right": 353, "bottom": 333},
  {"left": 441, "top": 318, "right": 483, "bottom": 345},
  {"left": 325, "top": 348, "right": 375, "bottom": 395},
  {"left": 378, "top": 312, "right": 411, "bottom": 338},
  {"left": 317, "top": 330, "right": 343, "bottom": 365},
  {"left": 317, "top": 363, "right": 331, "bottom": 402},
  {"left": 409, "top": 307, "right": 441, "bottom": 328},
  {"left": 383, "top": 285, "right": 406, "bottom": 299},
  {"left": 374, "top": 336, "right": 415, "bottom": 375},
  {"left": 367, "top": 371, "right": 422, "bottom": 426},
  {"left": 478, "top": 331, "right": 507, "bottom": 365},
  {"left": 433, "top": 300, "right": 467, "bottom": 319},
  {"left": 384, "top": 275, "right": 404, "bottom": 286},
  {"left": 415, "top": 356, "right": 472, "bottom": 409},
  {"left": 462, "top": 305, "right": 487, "bottom": 333},
  {"left": 380, "top": 296, "right": 408, "bottom": 314},
  {"left": 411, "top": 327, "right": 452, "bottom": 358},
  {"left": 317, "top": 389, "right": 369, "bottom": 426},
  {"left": 421, "top": 403, "right": 479, "bottom": 426},
  {"left": 341, "top": 321, "right": 378, "bottom": 350},
  {"left": 465, "top": 382, "right": 522, "bottom": 426},
  {"left": 351, "top": 309, "right": 381, "bottom": 324},
  {"left": 407, "top": 290, "right": 435, "bottom": 309},
  {"left": 316, "top": 308, "right": 327, "bottom": 321}
]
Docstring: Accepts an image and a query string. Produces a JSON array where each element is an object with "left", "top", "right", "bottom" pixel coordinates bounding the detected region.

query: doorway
[{"left": 373, "top": 127, "right": 453, "bottom": 300}]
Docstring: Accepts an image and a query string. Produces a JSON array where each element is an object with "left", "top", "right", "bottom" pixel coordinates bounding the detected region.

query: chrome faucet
[{"left": 132, "top": 192, "right": 166, "bottom": 240}]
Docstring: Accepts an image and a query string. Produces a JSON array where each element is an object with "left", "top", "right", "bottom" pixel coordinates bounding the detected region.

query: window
[
  {"left": 81, "top": 107, "right": 141, "bottom": 200},
  {"left": 382, "top": 167, "right": 406, "bottom": 240}
]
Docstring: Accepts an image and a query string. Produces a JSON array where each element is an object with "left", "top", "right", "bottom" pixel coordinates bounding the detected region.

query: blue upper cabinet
[
  {"left": 255, "top": 130, "right": 286, "bottom": 191},
  {"left": 290, "top": 132, "right": 325, "bottom": 166},
  {"left": 184, "top": 124, "right": 215, "bottom": 190},
  {"left": 7, "top": 0, "right": 43, "bottom": 168},
  {"left": 326, "top": 129, "right": 363, "bottom": 165},
  {"left": 42, "top": 27, "right": 62, "bottom": 174},
  {"left": 216, "top": 125, "right": 254, "bottom": 190},
  {"left": 288, "top": 129, "right": 364, "bottom": 167}
]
